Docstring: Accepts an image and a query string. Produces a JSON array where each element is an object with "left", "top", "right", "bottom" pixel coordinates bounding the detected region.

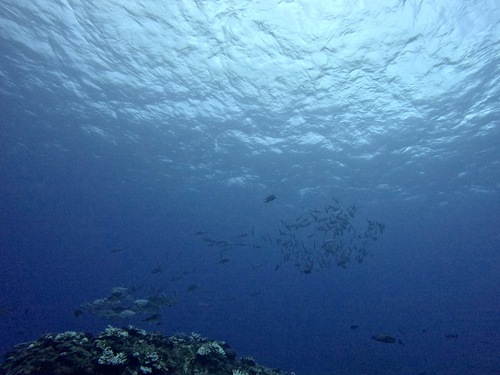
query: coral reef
[{"left": 0, "top": 326, "right": 288, "bottom": 375}]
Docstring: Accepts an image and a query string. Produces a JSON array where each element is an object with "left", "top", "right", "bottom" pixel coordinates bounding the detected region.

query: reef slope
[{"left": 0, "top": 326, "right": 288, "bottom": 375}]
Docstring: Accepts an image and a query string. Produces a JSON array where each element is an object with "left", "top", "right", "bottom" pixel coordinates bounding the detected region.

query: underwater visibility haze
[{"left": 0, "top": 0, "right": 499, "bottom": 374}]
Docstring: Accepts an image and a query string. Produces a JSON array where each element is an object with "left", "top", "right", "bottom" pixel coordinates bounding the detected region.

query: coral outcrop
[{"left": 0, "top": 326, "right": 287, "bottom": 375}]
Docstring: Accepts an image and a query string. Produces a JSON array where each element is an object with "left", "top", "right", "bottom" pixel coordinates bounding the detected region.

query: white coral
[
  {"left": 103, "top": 325, "right": 129, "bottom": 338},
  {"left": 98, "top": 348, "right": 127, "bottom": 365},
  {"left": 196, "top": 342, "right": 225, "bottom": 356}
]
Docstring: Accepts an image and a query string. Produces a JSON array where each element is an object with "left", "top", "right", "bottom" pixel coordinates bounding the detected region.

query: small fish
[
  {"left": 147, "top": 295, "right": 176, "bottom": 307},
  {"left": 0, "top": 306, "right": 15, "bottom": 316},
  {"left": 264, "top": 194, "right": 276, "bottom": 203},
  {"left": 372, "top": 333, "right": 396, "bottom": 343},
  {"left": 445, "top": 333, "right": 459, "bottom": 339},
  {"left": 109, "top": 287, "right": 132, "bottom": 300},
  {"left": 142, "top": 313, "right": 162, "bottom": 323},
  {"left": 110, "top": 247, "right": 124, "bottom": 253},
  {"left": 350, "top": 325, "right": 359, "bottom": 330},
  {"left": 218, "top": 258, "right": 230, "bottom": 264},
  {"left": 151, "top": 266, "right": 163, "bottom": 274},
  {"left": 118, "top": 309, "right": 137, "bottom": 319},
  {"left": 170, "top": 274, "right": 184, "bottom": 282},
  {"left": 377, "top": 222, "right": 385, "bottom": 233},
  {"left": 251, "top": 261, "right": 266, "bottom": 269},
  {"left": 336, "top": 256, "right": 350, "bottom": 269},
  {"left": 187, "top": 284, "right": 199, "bottom": 292},
  {"left": 73, "top": 309, "right": 84, "bottom": 318}
]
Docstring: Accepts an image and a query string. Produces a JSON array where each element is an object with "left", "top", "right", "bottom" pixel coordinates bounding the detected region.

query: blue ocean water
[{"left": 0, "top": 0, "right": 499, "bottom": 374}]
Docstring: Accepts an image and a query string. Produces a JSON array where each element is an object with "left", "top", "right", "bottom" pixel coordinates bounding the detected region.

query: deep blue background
[{"left": 1, "top": 106, "right": 498, "bottom": 374}]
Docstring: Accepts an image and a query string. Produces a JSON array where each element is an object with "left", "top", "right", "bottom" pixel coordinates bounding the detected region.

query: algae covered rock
[{"left": 0, "top": 326, "right": 288, "bottom": 375}]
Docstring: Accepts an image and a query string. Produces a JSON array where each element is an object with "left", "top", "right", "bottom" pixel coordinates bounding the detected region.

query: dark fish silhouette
[
  {"left": 141, "top": 313, "right": 162, "bottom": 323},
  {"left": 372, "top": 333, "right": 396, "bottom": 343},
  {"left": 187, "top": 284, "right": 199, "bottom": 292},
  {"left": 151, "top": 266, "right": 163, "bottom": 274},
  {"left": 264, "top": 194, "right": 276, "bottom": 203},
  {"left": 0, "top": 306, "right": 16, "bottom": 316}
]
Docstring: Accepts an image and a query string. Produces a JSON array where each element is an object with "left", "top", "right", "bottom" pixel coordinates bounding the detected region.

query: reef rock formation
[{"left": 0, "top": 326, "right": 288, "bottom": 375}]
